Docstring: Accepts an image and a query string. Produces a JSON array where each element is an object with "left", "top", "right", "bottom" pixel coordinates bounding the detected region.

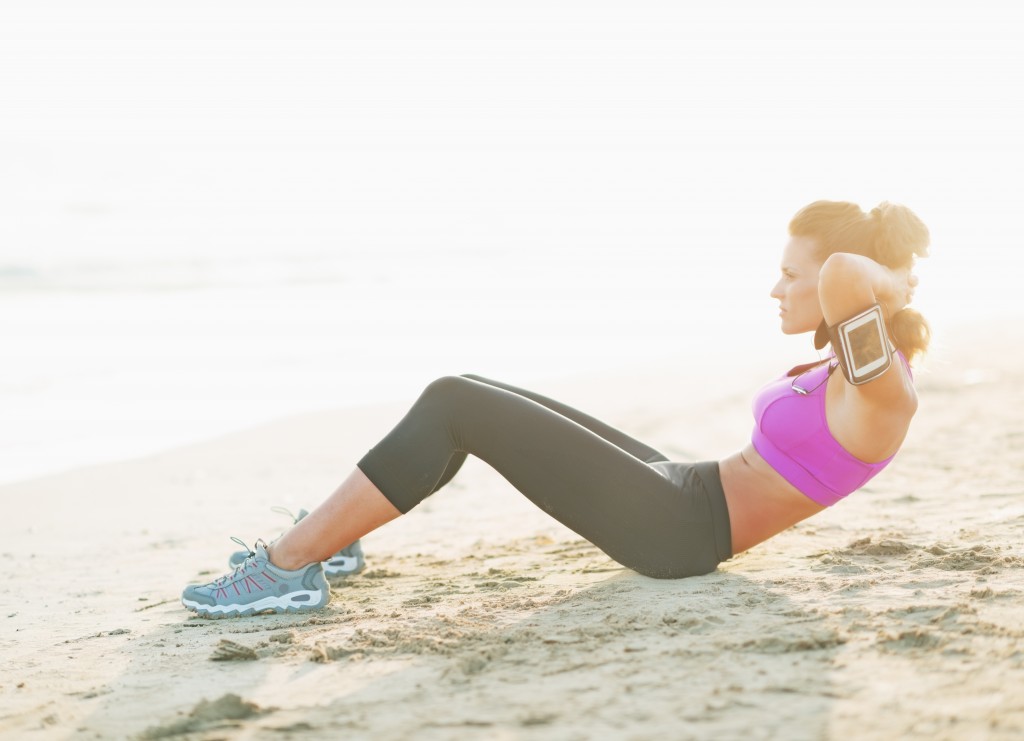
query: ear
[{"left": 813, "top": 319, "right": 830, "bottom": 350}]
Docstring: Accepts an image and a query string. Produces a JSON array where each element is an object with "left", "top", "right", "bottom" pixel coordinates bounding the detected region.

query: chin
[{"left": 780, "top": 318, "right": 816, "bottom": 336}]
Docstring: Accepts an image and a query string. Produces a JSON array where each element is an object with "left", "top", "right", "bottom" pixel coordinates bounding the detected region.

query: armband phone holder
[{"left": 815, "top": 303, "right": 894, "bottom": 385}]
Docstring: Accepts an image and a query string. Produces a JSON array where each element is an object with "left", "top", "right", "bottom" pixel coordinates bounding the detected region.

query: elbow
[
  {"left": 817, "top": 253, "right": 874, "bottom": 320},
  {"left": 817, "top": 253, "right": 856, "bottom": 301},
  {"left": 819, "top": 253, "right": 858, "bottom": 285}
]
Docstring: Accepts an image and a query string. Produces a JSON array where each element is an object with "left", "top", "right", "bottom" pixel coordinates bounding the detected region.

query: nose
[{"left": 769, "top": 278, "right": 784, "bottom": 300}]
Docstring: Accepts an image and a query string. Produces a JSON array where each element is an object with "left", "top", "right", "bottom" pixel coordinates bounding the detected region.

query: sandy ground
[{"left": 2, "top": 320, "right": 1023, "bottom": 740}]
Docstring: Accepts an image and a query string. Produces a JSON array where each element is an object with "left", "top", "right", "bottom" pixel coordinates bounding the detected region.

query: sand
[{"left": 2, "top": 320, "right": 1023, "bottom": 740}]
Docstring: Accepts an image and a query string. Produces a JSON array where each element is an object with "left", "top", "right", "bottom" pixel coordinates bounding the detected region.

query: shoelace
[
  {"left": 270, "top": 505, "right": 303, "bottom": 524},
  {"left": 212, "top": 537, "right": 268, "bottom": 587}
]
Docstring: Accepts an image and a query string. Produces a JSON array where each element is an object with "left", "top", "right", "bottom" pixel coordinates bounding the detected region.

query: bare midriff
[{"left": 718, "top": 444, "right": 827, "bottom": 556}]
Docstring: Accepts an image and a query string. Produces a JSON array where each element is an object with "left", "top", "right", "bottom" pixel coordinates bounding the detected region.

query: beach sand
[{"left": 2, "top": 320, "right": 1023, "bottom": 740}]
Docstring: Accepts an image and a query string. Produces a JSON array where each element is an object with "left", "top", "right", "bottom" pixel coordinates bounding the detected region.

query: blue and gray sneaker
[
  {"left": 182, "top": 538, "right": 330, "bottom": 619},
  {"left": 227, "top": 507, "right": 366, "bottom": 578},
  {"left": 322, "top": 539, "right": 366, "bottom": 578}
]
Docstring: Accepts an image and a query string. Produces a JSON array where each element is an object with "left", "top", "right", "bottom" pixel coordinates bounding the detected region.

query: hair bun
[{"left": 789, "top": 199, "right": 932, "bottom": 362}]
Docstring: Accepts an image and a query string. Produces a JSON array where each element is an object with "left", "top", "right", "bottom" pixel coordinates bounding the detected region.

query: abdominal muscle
[{"left": 717, "top": 444, "right": 827, "bottom": 556}]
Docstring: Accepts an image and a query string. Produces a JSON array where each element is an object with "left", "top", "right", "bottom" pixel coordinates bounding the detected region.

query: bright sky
[
  {"left": 1, "top": 1, "right": 1023, "bottom": 484},
  {"left": 1, "top": 1, "right": 1022, "bottom": 327}
]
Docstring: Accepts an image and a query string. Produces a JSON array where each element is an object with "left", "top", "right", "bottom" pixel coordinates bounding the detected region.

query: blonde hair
[{"left": 788, "top": 200, "right": 931, "bottom": 363}]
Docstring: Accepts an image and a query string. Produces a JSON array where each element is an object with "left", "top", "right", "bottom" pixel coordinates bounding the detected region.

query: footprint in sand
[
  {"left": 361, "top": 568, "right": 404, "bottom": 579},
  {"left": 839, "top": 536, "right": 917, "bottom": 557},
  {"left": 875, "top": 627, "right": 947, "bottom": 652},
  {"left": 814, "top": 536, "right": 1023, "bottom": 575},
  {"left": 209, "top": 639, "right": 258, "bottom": 661},
  {"left": 913, "top": 543, "right": 1023, "bottom": 572},
  {"left": 140, "top": 694, "right": 268, "bottom": 739}
]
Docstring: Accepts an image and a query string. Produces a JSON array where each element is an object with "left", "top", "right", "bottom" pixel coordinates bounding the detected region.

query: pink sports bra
[{"left": 750, "top": 353, "right": 911, "bottom": 507}]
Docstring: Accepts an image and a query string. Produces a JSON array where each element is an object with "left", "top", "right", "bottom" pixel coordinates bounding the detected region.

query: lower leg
[
  {"left": 267, "top": 467, "right": 400, "bottom": 570},
  {"left": 267, "top": 376, "right": 674, "bottom": 573},
  {"left": 357, "top": 375, "right": 717, "bottom": 577}
]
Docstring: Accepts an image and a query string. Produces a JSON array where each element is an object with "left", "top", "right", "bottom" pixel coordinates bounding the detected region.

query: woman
[{"left": 182, "top": 200, "right": 930, "bottom": 619}]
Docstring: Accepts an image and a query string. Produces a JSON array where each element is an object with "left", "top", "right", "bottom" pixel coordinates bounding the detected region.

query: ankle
[{"left": 266, "top": 543, "right": 307, "bottom": 572}]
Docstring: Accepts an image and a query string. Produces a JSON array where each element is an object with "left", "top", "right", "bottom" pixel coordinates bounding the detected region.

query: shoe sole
[
  {"left": 181, "top": 589, "right": 330, "bottom": 619},
  {"left": 323, "top": 555, "right": 365, "bottom": 577}
]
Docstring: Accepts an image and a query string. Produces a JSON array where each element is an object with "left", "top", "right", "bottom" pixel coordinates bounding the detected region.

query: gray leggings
[{"left": 357, "top": 374, "right": 732, "bottom": 578}]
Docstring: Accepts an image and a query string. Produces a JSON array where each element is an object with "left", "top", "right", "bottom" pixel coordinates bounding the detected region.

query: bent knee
[{"left": 423, "top": 375, "right": 475, "bottom": 399}]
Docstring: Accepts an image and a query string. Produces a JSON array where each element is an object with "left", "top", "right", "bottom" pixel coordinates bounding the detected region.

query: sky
[
  {"left": 2, "top": 2, "right": 1021, "bottom": 322},
  {"left": 1, "top": 1, "right": 1022, "bottom": 483}
]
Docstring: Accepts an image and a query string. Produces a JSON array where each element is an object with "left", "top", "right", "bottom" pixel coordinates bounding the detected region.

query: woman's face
[{"left": 770, "top": 236, "right": 824, "bottom": 335}]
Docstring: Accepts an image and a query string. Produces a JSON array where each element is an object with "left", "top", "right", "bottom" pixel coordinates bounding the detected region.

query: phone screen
[{"left": 849, "top": 320, "right": 884, "bottom": 370}]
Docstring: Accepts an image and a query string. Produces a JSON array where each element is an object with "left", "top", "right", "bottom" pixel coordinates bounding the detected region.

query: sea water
[
  {"left": 0, "top": 241, "right": 777, "bottom": 486},
  {"left": 3, "top": 2, "right": 1020, "bottom": 485}
]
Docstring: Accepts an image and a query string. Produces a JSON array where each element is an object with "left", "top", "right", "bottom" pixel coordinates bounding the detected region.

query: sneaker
[
  {"left": 182, "top": 539, "right": 330, "bottom": 619},
  {"left": 323, "top": 538, "right": 365, "bottom": 578},
  {"left": 228, "top": 507, "right": 366, "bottom": 577}
]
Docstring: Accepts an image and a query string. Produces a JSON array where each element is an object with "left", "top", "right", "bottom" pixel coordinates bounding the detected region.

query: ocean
[
  {"left": 2, "top": 1, "right": 1021, "bottom": 485},
  {"left": 0, "top": 242, "right": 778, "bottom": 485}
]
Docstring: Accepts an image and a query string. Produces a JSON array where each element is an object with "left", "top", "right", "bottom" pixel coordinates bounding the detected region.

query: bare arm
[
  {"left": 818, "top": 252, "right": 914, "bottom": 326},
  {"left": 817, "top": 253, "right": 916, "bottom": 411}
]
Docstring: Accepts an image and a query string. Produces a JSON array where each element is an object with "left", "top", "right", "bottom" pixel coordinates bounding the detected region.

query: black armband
[{"left": 819, "top": 303, "right": 894, "bottom": 385}]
